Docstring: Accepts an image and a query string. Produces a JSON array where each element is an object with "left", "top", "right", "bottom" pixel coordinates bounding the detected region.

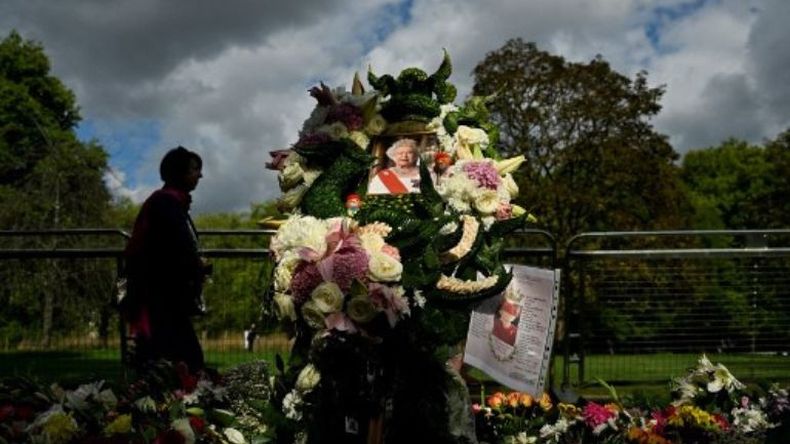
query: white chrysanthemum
[
  {"left": 437, "top": 169, "right": 482, "bottom": 213},
  {"left": 274, "top": 251, "right": 300, "bottom": 292},
  {"left": 271, "top": 216, "right": 328, "bottom": 260},
  {"left": 273, "top": 292, "right": 297, "bottom": 321},
  {"left": 439, "top": 221, "right": 459, "bottom": 235}
]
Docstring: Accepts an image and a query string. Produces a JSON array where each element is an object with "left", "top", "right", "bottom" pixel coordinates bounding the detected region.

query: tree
[
  {"left": 0, "top": 31, "right": 114, "bottom": 348},
  {"left": 471, "top": 39, "right": 690, "bottom": 246},
  {"left": 681, "top": 138, "right": 773, "bottom": 229}
]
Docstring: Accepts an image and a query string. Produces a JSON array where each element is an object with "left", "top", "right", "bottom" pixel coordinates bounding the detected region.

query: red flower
[
  {"left": 175, "top": 362, "right": 198, "bottom": 392},
  {"left": 713, "top": 413, "right": 730, "bottom": 430},
  {"left": 189, "top": 416, "right": 206, "bottom": 433},
  {"left": 0, "top": 404, "right": 13, "bottom": 422}
]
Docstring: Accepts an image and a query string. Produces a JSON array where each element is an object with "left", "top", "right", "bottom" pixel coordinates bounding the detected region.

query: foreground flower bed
[
  {"left": 1, "top": 355, "right": 789, "bottom": 443},
  {"left": 474, "top": 356, "right": 790, "bottom": 444}
]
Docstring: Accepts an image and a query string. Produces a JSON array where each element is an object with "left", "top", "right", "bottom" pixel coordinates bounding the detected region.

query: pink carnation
[
  {"left": 582, "top": 401, "right": 616, "bottom": 428},
  {"left": 462, "top": 161, "right": 501, "bottom": 190},
  {"left": 495, "top": 203, "right": 512, "bottom": 220},
  {"left": 326, "top": 103, "right": 364, "bottom": 131}
]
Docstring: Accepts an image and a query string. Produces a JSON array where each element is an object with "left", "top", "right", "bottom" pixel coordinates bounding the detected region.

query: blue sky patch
[
  {"left": 76, "top": 118, "right": 162, "bottom": 188},
  {"left": 645, "top": 0, "right": 713, "bottom": 52}
]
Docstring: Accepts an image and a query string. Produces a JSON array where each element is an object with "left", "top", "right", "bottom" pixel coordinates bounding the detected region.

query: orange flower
[
  {"left": 558, "top": 402, "right": 580, "bottom": 418},
  {"left": 519, "top": 393, "right": 534, "bottom": 408},
  {"left": 486, "top": 392, "right": 505, "bottom": 409},
  {"left": 506, "top": 392, "right": 521, "bottom": 408}
]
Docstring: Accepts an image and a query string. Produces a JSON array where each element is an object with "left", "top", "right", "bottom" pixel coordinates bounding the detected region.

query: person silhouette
[{"left": 122, "top": 146, "right": 211, "bottom": 373}]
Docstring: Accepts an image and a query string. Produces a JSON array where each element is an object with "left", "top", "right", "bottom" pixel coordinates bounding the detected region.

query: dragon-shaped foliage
[{"left": 368, "top": 49, "right": 457, "bottom": 123}]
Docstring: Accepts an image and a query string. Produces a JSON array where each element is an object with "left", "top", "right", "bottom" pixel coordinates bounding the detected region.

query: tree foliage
[
  {"left": 471, "top": 39, "right": 690, "bottom": 245},
  {"left": 0, "top": 31, "right": 115, "bottom": 348}
]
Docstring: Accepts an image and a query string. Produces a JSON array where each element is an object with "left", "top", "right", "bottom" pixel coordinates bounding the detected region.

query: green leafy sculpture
[{"left": 367, "top": 49, "right": 457, "bottom": 123}]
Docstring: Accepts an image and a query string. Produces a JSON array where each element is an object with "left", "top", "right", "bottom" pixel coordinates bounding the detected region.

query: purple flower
[
  {"left": 295, "top": 132, "right": 332, "bottom": 148},
  {"left": 462, "top": 161, "right": 501, "bottom": 190},
  {"left": 326, "top": 103, "right": 364, "bottom": 131},
  {"left": 290, "top": 262, "right": 324, "bottom": 304}
]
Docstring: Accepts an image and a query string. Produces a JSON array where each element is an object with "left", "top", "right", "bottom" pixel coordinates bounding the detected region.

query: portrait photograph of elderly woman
[{"left": 367, "top": 133, "right": 439, "bottom": 195}]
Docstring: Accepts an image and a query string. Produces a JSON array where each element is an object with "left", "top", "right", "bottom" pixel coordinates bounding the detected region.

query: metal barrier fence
[
  {"left": 562, "top": 230, "right": 790, "bottom": 389},
  {"left": 6, "top": 228, "right": 790, "bottom": 391},
  {"left": 0, "top": 228, "right": 556, "bottom": 383}
]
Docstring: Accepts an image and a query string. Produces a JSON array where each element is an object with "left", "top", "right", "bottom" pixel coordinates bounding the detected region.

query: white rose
[
  {"left": 358, "top": 232, "right": 385, "bottom": 254},
  {"left": 279, "top": 161, "right": 304, "bottom": 191},
  {"left": 310, "top": 282, "right": 344, "bottom": 313},
  {"left": 348, "top": 131, "right": 370, "bottom": 149},
  {"left": 273, "top": 292, "right": 297, "bottom": 321},
  {"left": 364, "top": 114, "right": 387, "bottom": 135},
  {"left": 295, "top": 364, "right": 321, "bottom": 392},
  {"left": 223, "top": 427, "right": 247, "bottom": 444},
  {"left": 368, "top": 252, "right": 403, "bottom": 282},
  {"left": 474, "top": 189, "right": 500, "bottom": 215},
  {"left": 501, "top": 173, "right": 519, "bottom": 199}
]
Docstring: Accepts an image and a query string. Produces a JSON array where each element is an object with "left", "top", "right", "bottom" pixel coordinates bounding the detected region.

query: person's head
[
  {"left": 160, "top": 146, "right": 203, "bottom": 191},
  {"left": 498, "top": 300, "right": 520, "bottom": 324},
  {"left": 386, "top": 138, "right": 418, "bottom": 169}
]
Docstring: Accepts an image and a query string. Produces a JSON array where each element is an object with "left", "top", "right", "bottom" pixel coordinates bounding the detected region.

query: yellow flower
[
  {"left": 558, "top": 402, "right": 580, "bottom": 418},
  {"left": 104, "top": 414, "right": 132, "bottom": 435},
  {"left": 41, "top": 412, "right": 79, "bottom": 444},
  {"left": 538, "top": 392, "right": 553, "bottom": 411}
]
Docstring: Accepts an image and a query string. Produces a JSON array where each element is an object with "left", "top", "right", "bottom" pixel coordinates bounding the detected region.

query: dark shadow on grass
[{"left": 0, "top": 351, "right": 123, "bottom": 387}]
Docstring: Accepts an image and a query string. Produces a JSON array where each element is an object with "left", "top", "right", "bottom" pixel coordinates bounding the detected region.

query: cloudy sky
[{"left": 1, "top": 0, "right": 788, "bottom": 214}]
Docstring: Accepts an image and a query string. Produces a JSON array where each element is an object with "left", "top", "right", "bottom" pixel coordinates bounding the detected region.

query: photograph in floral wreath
[{"left": 367, "top": 133, "right": 440, "bottom": 195}]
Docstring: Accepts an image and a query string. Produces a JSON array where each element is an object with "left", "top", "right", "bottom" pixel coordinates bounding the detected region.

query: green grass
[
  {"left": 3, "top": 349, "right": 789, "bottom": 401},
  {"left": 0, "top": 348, "right": 288, "bottom": 387}
]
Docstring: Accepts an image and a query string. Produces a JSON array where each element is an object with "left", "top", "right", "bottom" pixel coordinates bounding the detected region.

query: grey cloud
[
  {"left": 0, "top": 0, "right": 350, "bottom": 117},
  {"left": 657, "top": 73, "right": 768, "bottom": 151},
  {"left": 747, "top": 0, "right": 790, "bottom": 122}
]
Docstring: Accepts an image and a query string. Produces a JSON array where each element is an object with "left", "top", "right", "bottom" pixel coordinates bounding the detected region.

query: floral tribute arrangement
[
  {"left": 263, "top": 50, "right": 533, "bottom": 443},
  {"left": 0, "top": 361, "right": 275, "bottom": 444},
  {"left": 473, "top": 356, "right": 790, "bottom": 444}
]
